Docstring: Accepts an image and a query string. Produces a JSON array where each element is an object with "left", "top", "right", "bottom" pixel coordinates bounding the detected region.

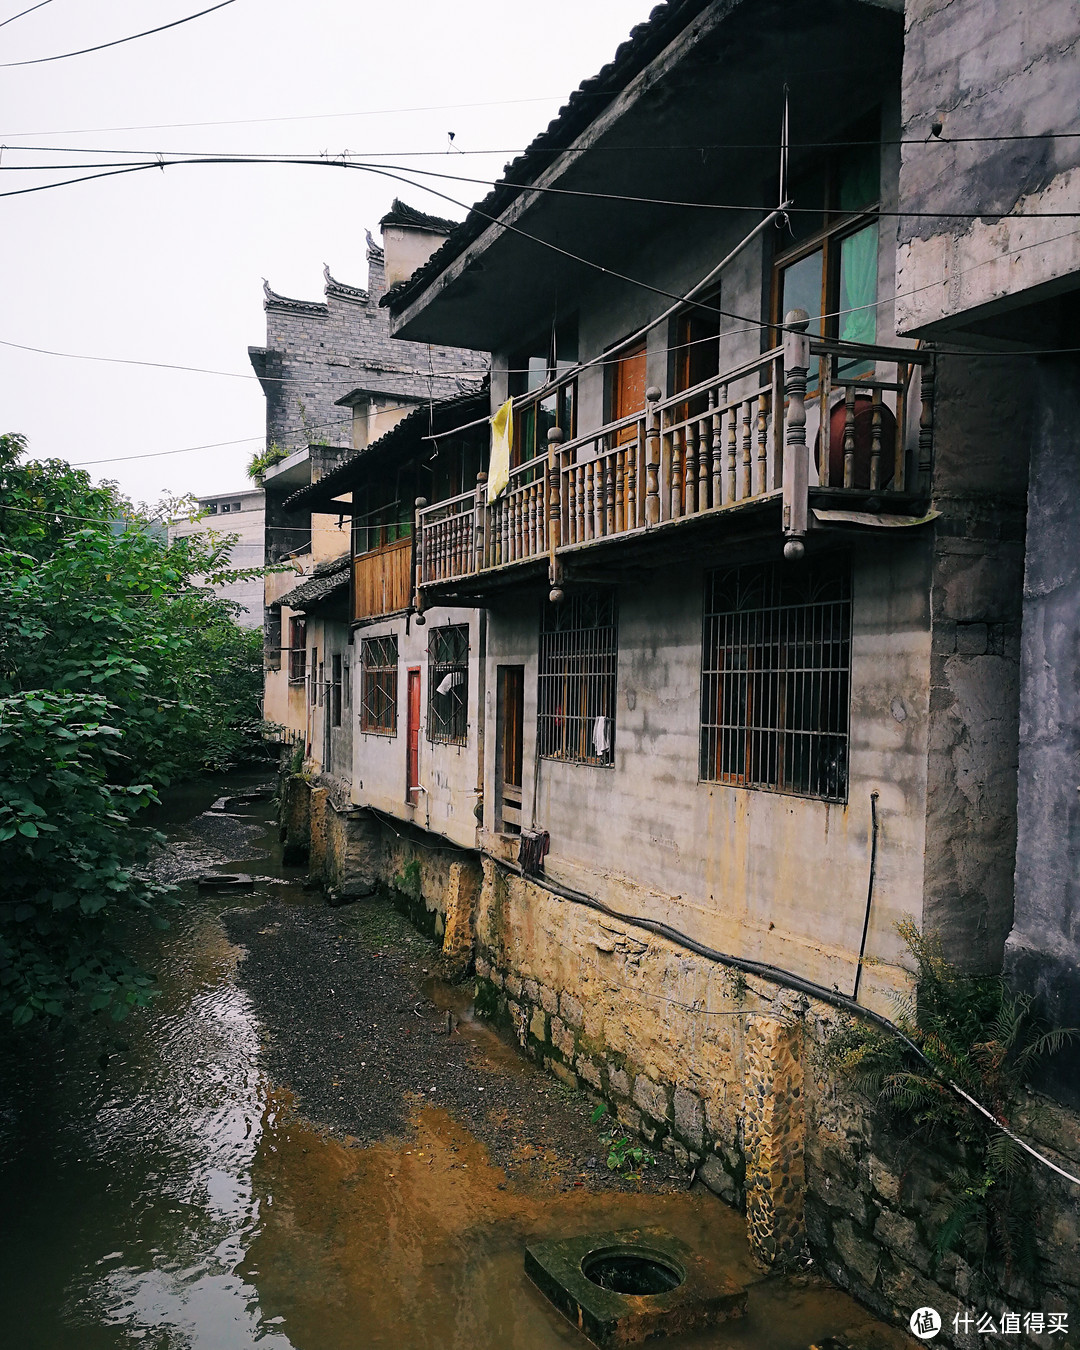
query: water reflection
[{"left": 0, "top": 774, "right": 909, "bottom": 1350}]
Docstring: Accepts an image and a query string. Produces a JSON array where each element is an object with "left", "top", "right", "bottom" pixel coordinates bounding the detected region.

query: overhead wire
[
  {"left": 0, "top": 0, "right": 238, "bottom": 68},
  {"left": 0, "top": 0, "right": 52, "bottom": 29}
]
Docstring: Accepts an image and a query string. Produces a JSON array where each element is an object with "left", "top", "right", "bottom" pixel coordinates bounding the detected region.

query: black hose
[{"left": 852, "top": 790, "right": 879, "bottom": 1002}]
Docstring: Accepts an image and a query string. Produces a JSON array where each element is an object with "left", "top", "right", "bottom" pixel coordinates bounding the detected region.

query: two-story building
[{"left": 268, "top": 0, "right": 1080, "bottom": 1340}]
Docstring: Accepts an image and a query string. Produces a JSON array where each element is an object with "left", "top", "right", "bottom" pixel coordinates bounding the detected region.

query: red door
[{"left": 406, "top": 668, "right": 421, "bottom": 805}]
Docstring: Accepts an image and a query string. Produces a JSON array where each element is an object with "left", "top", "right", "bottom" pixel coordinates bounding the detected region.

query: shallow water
[{"left": 0, "top": 772, "right": 908, "bottom": 1350}]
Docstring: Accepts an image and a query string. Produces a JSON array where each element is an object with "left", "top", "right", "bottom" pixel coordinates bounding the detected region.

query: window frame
[
  {"left": 331, "top": 653, "right": 343, "bottom": 728},
  {"left": 426, "top": 623, "right": 469, "bottom": 746},
  {"left": 537, "top": 589, "right": 618, "bottom": 767},
  {"left": 360, "top": 634, "right": 399, "bottom": 736},
  {"left": 287, "top": 616, "right": 307, "bottom": 684},
  {"left": 699, "top": 557, "right": 852, "bottom": 803}
]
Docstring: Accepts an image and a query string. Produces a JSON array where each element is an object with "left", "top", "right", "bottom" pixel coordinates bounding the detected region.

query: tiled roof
[
  {"left": 282, "top": 383, "right": 489, "bottom": 512},
  {"left": 276, "top": 555, "right": 351, "bottom": 611},
  {"left": 378, "top": 198, "right": 460, "bottom": 235},
  {"left": 381, "top": 0, "right": 712, "bottom": 316}
]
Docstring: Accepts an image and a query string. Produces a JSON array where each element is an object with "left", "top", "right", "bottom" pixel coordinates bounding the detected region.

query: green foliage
[
  {"left": 0, "top": 433, "right": 265, "bottom": 1027},
  {"left": 589, "top": 1100, "right": 655, "bottom": 1173},
  {"left": 823, "top": 920, "right": 1078, "bottom": 1277},
  {"left": 246, "top": 442, "right": 290, "bottom": 485}
]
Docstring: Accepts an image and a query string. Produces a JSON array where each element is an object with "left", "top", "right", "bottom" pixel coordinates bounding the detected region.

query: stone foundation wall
[{"left": 472, "top": 858, "right": 1080, "bottom": 1349}]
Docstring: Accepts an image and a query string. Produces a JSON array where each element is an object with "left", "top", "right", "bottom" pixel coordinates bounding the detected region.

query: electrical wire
[
  {"left": 0, "top": 0, "right": 52, "bottom": 29},
  {"left": 5, "top": 149, "right": 1080, "bottom": 221},
  {"left": 1, "top": 0, "right": 238, "bottom": 68}
]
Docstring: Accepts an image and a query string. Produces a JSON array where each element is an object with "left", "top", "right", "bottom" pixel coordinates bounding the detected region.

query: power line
[
  {"left": 5, "top": 150, "right": 1080, "bottom": 222},
  {"left": 1, "top": 0, "right": 237, "bottom": 68},
  {"left": 0, "top": 0, "right": 52, "bottom": 30},
  {"left": 0, "top": 95, "right": 577, "bottom": 139}
]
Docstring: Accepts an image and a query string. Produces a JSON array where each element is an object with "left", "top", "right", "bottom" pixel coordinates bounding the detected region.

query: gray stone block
[
  {"left": 540, "top": 983, "right": 559, "bottom": 1014},
  {"left": 560, "top": 991, "right": 585, "bottom": 1028},
  {"left": 674, "top": 1086, "right": 705, "bottom": 1150},
  {"left": 608, "top": 1065, "right": 631, "bottom": 1097},
  {"left": 633, "top": 1075, "right": 671, "bottom": 1122}
]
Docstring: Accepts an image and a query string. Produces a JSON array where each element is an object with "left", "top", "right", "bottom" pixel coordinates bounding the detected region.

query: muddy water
[{"left": 0, "top": 774, "right": 908, "bottom": 1350}]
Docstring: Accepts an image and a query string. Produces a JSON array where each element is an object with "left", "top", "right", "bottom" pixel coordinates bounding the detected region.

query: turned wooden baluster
[
  {"left": 473, "top": 473, "right": 486, "bottom": 572},
  {"left": 726, "top": 401, "right": 738, "bottom": 504},
  {"left": 615, "top": 448, "right": 625, "bottom": 534},
  {"left": 670, "top": 427, "right": 684, "bottom": 519},
  {"left": 917, "top": 357, "right": 934, "bottom": 494},
  {"left": 593, "top": 458, "right": 604, "bottom": 539},
  {"left": 685, "top": 419, "right": 698, "bottom": 515},
  {"left": 499, "top": 496, "right": 509, "bottom": 566},
  {"left": 527, "top": 482, "right": 537, "bottom": 556},
  {"left": 583, "top": 460, "right": 593, "bottom": 541},
  {"left": 756, "top": 393, "right": 768, "bottom": 498},
  {"left": 644, "top": 387, "right": 662, "bottom": 527},
  {"left": 626, "top": 438, "right": 637, "bottom": 528},
  {"left": 741, "top": 400, "right": 753, "bottom": 500},
  {"left": 843, "top": 384, "right": 857, "bottom": 489},
  {"left": 414, "top": 496, "right": 428, "bottom": 595},
  {"left": 870, "top": 390, "right": 883, "bottom": 491},
  {"left": 782, "top": 308, "right": 811, "bottom": 560},
  {"left": 577, "top": 461, "right": 586, "bottom": 541},
  {"left": 710, "top": 387, "right": 722, "bottom": 509},
  {"left": 605, "top": 455, "right": 616, "bottom": 535}
]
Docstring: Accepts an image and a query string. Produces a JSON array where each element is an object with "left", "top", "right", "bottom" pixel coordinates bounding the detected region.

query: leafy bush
[
  {"left": 823, "top": 920, "right": 1077, "bottom": 1277},
  {"left": 0, "top": 433, "right": 265, "bottom": 1026}
]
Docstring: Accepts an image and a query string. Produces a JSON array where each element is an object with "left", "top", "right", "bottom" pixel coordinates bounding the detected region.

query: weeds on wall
[
  {"left": 822, "top": 920, "right": 1077, "bottom": 1281},
  {"left": 246, "top": 442, "right": 290, "bottom": 485}
]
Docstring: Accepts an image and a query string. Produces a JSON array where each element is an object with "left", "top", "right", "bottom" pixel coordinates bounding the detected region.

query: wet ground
[{"left": 0, "top": 772, "right": 911, "bottom": 1350}]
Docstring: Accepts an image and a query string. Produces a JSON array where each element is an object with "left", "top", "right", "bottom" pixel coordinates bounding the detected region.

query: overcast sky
[{"left": 1, "top": 0, "right": 654, "bottom": 506}]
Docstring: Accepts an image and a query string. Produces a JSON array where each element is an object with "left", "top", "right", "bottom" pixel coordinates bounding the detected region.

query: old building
[
  {"left": 249, "top": 204, "right": 487, "bottom": 752},
  {"left": 166, "top": 486, "right": 264, "bottom": 626},
  {"left": 270, "top": 0, "right": 1080, "bottom": 1342}
]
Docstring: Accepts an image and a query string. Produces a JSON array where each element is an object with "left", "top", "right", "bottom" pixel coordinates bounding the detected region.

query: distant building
[{"left": 166, "top": 487, "right": 265, "bottom": 626}]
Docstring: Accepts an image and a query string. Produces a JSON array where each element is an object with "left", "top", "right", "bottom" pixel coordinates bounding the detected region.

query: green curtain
[{"left": 839, "top": 223, "right": 878, "bottom": 345}]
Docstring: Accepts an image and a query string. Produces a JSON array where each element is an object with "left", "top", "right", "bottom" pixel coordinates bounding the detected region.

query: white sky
[{"left": 1, "top": 0, "right": 654, "bottom": 506}]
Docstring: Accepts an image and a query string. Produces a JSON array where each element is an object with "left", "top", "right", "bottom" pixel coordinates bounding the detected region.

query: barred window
[
  {"left": 287, "top": 617, "right": 306, "bottom": 683},
  {"left": 700, "top": 557, "right": 851, "bottom": 801},
  {"left": 427, "top": 624, "right": 469, "bottom": 745},
  {"left": 538, "top": 590, "right": 617, "bottom": 766},
  {"left": 331, "top": 654, "right": 343, "bottom": 727},
  {"left": 360, "top": 635, "right": 398, "bottom": 735}
]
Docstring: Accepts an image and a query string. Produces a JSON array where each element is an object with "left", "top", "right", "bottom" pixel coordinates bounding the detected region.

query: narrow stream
[{"left": 0, "top": 773, "right": 908, "bottom": 1350}]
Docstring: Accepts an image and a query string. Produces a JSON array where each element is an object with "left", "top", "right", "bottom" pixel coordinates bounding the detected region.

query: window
[
  {"left": 309, "top": 646, "right": 318, "bottom": 705},
  {"left": 427, "top": 624, "right": 469, "bottom": 745},
  {"left": 287, "top": 617, "right": 307, "bottom": 683},
  {"left": 331, "top": 654, "right": 343, "bottom": 727},
  {"left": 538, "top": 590, "right": 618, "bottom": 766},
  {"left": 343, "top": 656, "right": 351, "bottom": 708},
  {"left": 352, "top": 465, "right": 416, "bottom": 556},
  {"left": 360, "top": 635, "right": 398, "bottom": 735},
  {"left": 700, "top": 557, "right": 851, "bottom": 801},
  {"left": 772, "top": 125, "right": 881, "bottom": 386},
  {"left": 671, "top": 294, "right": 721, "bottom": 412},
  {"left": 509, "top": 327, "right": 578, "bottom": 464}
]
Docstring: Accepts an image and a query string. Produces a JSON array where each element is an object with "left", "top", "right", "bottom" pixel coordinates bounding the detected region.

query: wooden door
[
  {"left": 406, "top": 667, "right": 421, "bottom": 805},
  {"left": 498, "top": 665, "right": 524, "bottom": 832},
  {"left": 613, "top": 342, "right": 647, "bottom": 445}
]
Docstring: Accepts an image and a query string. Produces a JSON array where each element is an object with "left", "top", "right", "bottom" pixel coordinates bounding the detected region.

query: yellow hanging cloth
[{"left": 488, "top": 397, "right": 513, "bottom": 500}]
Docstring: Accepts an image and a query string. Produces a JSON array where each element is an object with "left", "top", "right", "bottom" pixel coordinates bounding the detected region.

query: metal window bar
[
  {"left": 360, "top": 634, "right": 398, "bottom": 735},
  {"left": 427, "top": 624, "right": 469, "bottom": 745},
  {"left": 537, "top": 590, "right": 618, "bottom": 766},
  {"left": 700, "top": 557, "right": 851, "bottom": 802},
  {"left": 288, "top": 618, "right": 307, "bottom": 682}
]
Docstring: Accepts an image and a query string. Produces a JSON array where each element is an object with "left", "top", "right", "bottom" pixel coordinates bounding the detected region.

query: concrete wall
[
  {"left": 480, "top": 539, "right": 933, "bottom": 1011},
  {"left": 1006, "top": 356, "right": 1080, "bottom": 1104},
  {"left": 351, "top": 606, "right": 483, "bottom": 852},
  {"left": 167, "top": 489, "right": 265, "bottom": 626},
  {"left": 897, "top": 0, "right": 1080, "bottom": 336}
]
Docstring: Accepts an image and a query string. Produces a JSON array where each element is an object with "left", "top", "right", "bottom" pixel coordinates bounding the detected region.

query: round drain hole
[{"left": 582, "top": 1246, "right": 685, "bottom": 1296}]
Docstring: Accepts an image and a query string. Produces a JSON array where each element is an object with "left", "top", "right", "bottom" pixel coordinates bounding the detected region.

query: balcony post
[
  {"left": 473, "top": 471, "right": 487, "bottom": 573},
  {"left": 547, "top": 426, "right": 564, "bottom": 589},
  {"left": 412, "top": 496, "right": 428, "bottom": 617},
  {"left": 918, "top": 355, "right": 935, "bottom": 494},
  {"left": 782, "top": 309, "right": 810, "bottom": 561},
  {"left": 644, "top": 386, "right": 662, "bottom": 526}
]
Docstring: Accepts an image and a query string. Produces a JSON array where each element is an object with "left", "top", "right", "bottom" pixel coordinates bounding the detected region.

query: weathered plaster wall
[
  {"left": 350, "top": 606, "right": 482, "bottom": 851},
  {"left": 897, "top": 0, "right": 1080, "bottom": 335},
  {"left": 167, "top": 489, "right": 265, "bottom": 626},
  {"left": 922, "top": 356, "right": 1029, "bottom": 972},
  {"left": 482, "top": 539, "right": 932, "bottom": 1007},
  {"left": 1006, "top": 355, "right": 1080, "bottom": 1105},
  {"left": 304, "top": 615, "right": 352, "bottom": 784}
]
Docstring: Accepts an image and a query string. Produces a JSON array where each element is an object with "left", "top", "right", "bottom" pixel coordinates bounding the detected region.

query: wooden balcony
[
  {"left": 353, "top": 538, "right": 412, "bottom": 621},
  {"left": 416, "top": 323, "right": 935, "bottom": 595}
]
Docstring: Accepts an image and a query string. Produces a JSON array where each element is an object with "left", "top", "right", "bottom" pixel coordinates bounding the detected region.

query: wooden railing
[
  {"left": 353, "top": 538, "right": 411, "bottom": 620},
  {"left": 415, "top": 318, "right": 934, "bottom": 587}
]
